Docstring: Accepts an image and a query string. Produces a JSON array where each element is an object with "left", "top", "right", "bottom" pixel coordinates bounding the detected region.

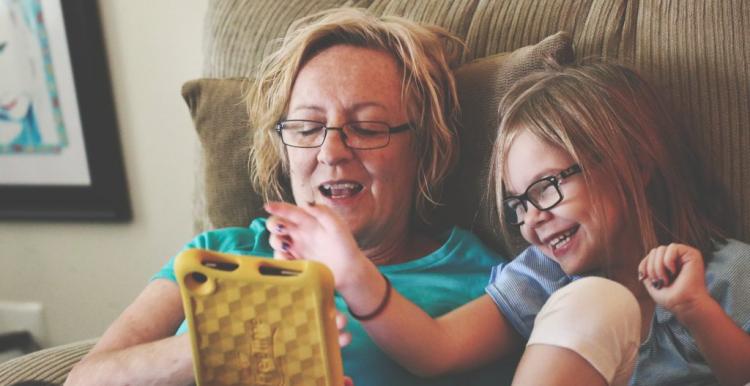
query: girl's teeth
[
  {"left": 553, "top": 235, "right": 570, "bottom": 249},
  {"left": 550, "top": 230, "right": 574, "bottom": 249}
]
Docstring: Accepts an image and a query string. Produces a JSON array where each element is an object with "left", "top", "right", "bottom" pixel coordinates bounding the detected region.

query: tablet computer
[{"left": 175, "top": 249, "right": 344, "bottom": 386}]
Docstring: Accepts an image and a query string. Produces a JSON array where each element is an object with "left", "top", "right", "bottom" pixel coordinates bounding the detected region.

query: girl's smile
[{"left": 504, "top": 131, "right": 627, "bottom": 276}]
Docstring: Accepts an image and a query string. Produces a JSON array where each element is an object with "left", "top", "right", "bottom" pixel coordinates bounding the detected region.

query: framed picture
[{"left": 0, "top": 0, "right": 130, "bottom": 220}]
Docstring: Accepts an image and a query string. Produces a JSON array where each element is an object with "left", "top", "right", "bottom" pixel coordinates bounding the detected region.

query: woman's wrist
[
  {"left": 336, "top": 257, "right": 386, "bottom": 314},
  {"left": 347, "top": 273, "right": 391, "bottom": 321}
]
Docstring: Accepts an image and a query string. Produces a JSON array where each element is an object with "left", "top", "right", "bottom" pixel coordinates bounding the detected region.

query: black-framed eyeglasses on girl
[
  {"left": 276, "top": 120, "right": 411, "bottom": 150},
  {"left": 502, "top": 164, "right": 582, "bottom": 226}
]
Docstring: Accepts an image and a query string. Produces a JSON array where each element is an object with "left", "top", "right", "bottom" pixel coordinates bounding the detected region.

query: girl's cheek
[{"left": 520, "top": 226, "right": 540, "bottom": 245}]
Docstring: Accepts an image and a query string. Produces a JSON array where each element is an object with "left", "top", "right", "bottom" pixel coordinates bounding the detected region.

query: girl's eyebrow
[
  {"left": 529, "top": 168, "right": 560, "bottom": 182},
  {"left": 507, "top": 167, "right": 564, "bottom": 196}
]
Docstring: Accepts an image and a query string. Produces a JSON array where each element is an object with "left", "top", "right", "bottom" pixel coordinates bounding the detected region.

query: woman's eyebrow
[
  {"left": 288, "top": 105, "right": 326, "bottom": 114},
  {"left": 290, "top": 102, "right": 388, "bottom": 114},
  {"left": 350, "top": 101, "right": 388, "bottom": 111}
]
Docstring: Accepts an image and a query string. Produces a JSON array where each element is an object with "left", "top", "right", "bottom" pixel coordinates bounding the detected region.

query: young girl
[{"left": 265, "top": 62, "right": 750, "bottom": 386}]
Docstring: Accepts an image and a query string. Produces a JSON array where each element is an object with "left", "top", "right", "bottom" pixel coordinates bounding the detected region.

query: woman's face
[
  {"left": 504, "top": 131, "right": 628, "bottom": 275},
  {"left": 285, "top": 45, "right": 418, "bottom": 248}
]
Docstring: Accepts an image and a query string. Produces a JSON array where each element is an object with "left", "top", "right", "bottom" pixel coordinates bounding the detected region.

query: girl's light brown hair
[
  {"left": 490, "top": 61, "right": 725, "bottom": 260},
  {"left": 247, "top": 8, "right": 462, "bottom": 223}
]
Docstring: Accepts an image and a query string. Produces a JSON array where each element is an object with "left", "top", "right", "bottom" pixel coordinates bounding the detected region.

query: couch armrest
[{"left": 0, "top": 339, "right": 96, "bottom": 386}]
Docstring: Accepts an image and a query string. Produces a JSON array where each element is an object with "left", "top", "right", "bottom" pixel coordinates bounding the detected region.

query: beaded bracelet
[{"left": 347, "top": 273, "right": 392, "bottom": 321}]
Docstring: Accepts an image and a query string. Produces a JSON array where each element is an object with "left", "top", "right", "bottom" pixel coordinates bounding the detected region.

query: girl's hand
[
  {"left": 264, "top": 201, "right": 371, "bottom": 290},
  {"left": 638, "top": 243, "right": 711, "bottom": 317}
]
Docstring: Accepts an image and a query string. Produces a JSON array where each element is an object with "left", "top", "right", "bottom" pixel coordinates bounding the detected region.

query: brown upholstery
[
  {"left": 0, "top": 339, "right": 95, "bottom": 385},
  {"left": 197, "top": 0, "right": 750, "bottom": 247}
]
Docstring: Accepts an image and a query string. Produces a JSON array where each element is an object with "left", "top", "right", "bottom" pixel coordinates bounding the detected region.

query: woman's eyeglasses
[
  {"left": 502, "top": 164, "right": 582, "bottom": 226},
  {"left": 276, "top": 120, "right": 411, "bottom": 150}
]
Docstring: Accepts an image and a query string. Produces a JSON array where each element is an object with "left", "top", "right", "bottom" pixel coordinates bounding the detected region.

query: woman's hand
[
  {"left": 264, "top": 201, "right": 371, "bottom": 290},
  {"left": 266, "top": 204, "right": 359, "bottom": 386},
  {"left": 336, "top": 310, "right": 352, "bottom": 348},
  {"left": 638, "top": 243, "right": 712, "bottom": 319}
]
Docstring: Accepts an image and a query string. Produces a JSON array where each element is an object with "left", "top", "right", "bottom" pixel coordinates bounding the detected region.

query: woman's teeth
[{"left": 319, "top": 182, "right": 363, "bottom": 198}]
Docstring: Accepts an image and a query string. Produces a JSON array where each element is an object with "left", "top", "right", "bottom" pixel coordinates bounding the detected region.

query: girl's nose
[{"left": 523, "top": 204, "right": 552, "bottom": 227}]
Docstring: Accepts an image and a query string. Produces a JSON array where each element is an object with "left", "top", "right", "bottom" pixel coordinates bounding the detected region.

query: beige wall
[{"left": 0, "top": 0, "right": 207, "bottom": 347}]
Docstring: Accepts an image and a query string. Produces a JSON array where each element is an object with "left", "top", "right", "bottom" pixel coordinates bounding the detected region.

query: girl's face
[{"left": 504, "top": 131, "right": 628, "bottom": 276}]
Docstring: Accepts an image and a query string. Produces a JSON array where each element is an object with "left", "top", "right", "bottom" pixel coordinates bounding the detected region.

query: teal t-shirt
[{"left": 154, "top": 218, "right": 513, "bottom": 386}]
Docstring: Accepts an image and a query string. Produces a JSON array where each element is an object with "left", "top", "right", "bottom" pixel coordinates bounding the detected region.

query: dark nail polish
[
  {"left": 306, "top": 201, "right": 316, "bottom": 206},
  {"left": 652, "top": 279, "right": 664, "bottom": 289},
  {"left": 666, "top": 269, "right": 675, "bottom": 282},
  {"left": 281, "top": 241, "right": 289, "bottom": 252},
  {"left": 638, "top": 271, "right": 645, "bottom": 281},
  {"left": 275, "top": 224, "right": 285, "bottom": 233}
]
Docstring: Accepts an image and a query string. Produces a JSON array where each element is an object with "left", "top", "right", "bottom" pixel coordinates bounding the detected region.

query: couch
[{"left": 1, "top": 0, "right": 748, "bottom": 384}]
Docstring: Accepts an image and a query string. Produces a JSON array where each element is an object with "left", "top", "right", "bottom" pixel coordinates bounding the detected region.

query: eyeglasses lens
[
  {"left": 280, "top": 121, "right": 391, "bottom": 149},
  {"left": 344, "top": 122, "right": 389, "bottom": 149},
  {"left": 503, "top": 179, "right": 562, "bottom": 225}
]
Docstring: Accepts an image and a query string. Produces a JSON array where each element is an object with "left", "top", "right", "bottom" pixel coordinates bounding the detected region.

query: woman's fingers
[
  {"left": 266, "top": 215, "right": 292, "bottom": 235},
  {"left": 267, "top": 201, "right": 348, "bottom": 236},
  {"left": 273, "top": 250, "right": 295, "bottom": 260},
  {"left": 265, "top": 201, "right": 317, "bottom": 228},
  {"left": 302, "top": 201, "right": 345, "bottom": 230},
  {"left": 338, "top": 330, "right": 352, "bottom": 348},
  {"left": 335, "top": 310, "right": 348, "bottom": 329},
  {"left": 335, "top": 310, "right": 352, "bottom": 347},
  {"left": 268, "top": 233, "right": 296, "bottom": 257}
]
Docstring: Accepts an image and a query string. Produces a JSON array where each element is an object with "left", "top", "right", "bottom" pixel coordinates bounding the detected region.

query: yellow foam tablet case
[{"left": 175, "top": 249, "right": 344, "bottom": 386}]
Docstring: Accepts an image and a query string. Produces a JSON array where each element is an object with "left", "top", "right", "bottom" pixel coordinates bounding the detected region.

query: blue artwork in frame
[
  {"left": 1, "top": 0, "right": 68, "bottom": 155},
  {"left": 0, "top": 0, "right": 130, "bottom": 220}
]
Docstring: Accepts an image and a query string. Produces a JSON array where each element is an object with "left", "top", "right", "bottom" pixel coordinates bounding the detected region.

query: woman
[{"left": 66, "top": 8, "right": 510, "bottom": 386}]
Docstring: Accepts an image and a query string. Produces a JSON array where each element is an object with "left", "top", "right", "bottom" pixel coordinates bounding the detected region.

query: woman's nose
[{"left": 317, "top": 129, "right": 353, "bottom": 165}]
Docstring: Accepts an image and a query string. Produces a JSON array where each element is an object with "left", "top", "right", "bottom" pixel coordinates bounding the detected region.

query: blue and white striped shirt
[{"left": 486, "top": 239, "right": 750, "bottom": 386}]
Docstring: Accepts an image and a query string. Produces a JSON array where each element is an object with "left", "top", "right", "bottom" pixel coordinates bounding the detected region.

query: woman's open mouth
[{"left": 318, "top": 181, "right": 364, "bottom": 199}]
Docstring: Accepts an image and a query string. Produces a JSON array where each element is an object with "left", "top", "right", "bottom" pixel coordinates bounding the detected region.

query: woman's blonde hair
[
  {"left": 490, "top": 61, "right": 725, "bottom": 260},
  {"left": 247, "top": 8, "right": 462, "bottom": 222}
]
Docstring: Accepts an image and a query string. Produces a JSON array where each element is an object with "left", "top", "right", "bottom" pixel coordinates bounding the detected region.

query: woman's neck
[{"left": 361, "top": 229, "right": 441, "bottom": 266}]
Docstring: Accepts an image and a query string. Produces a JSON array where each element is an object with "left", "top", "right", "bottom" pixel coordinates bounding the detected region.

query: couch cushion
[
  {"left": 0, "top": 339, "right": 96, "bottom": 385},
  {"left": 203, "top": 0, "right": 611, "bottom": 77},
  {"left": 183, "top": 31, "right": 573, "bottom": 253},
  {"left": 182, "top": 78, "right": 261, "bottom": 231},
  {"left": 447, "top": 31, "right": 573, "bottom": 254}
]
